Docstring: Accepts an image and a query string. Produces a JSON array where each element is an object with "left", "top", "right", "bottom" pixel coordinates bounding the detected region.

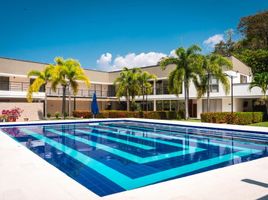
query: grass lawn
[
  {"left": 177, "top": 119, "right": 268, "bottom": 127},
  {"left": 249, "top": 121, "right": 268, "bottom": 127}
]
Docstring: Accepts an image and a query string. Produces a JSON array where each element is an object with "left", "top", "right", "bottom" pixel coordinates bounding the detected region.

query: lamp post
[
  {"left": 230, "top": 75, "right": 234, "bottom": 114},
  {"left": 224, "top": 71, "right": 238, "bottom": 121}
]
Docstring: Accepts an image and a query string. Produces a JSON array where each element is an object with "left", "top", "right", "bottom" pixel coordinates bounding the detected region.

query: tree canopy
[
  {"left": 238, "top": 10, "right": 268, "bottom": 50},
  {"left": 213, "top": 10, "right": 268, "bottom": 74}
]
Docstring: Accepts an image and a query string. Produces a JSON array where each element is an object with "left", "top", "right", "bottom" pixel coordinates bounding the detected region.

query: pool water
[{"left": 1, "top": 120, "right": 267, "bottom": 196}]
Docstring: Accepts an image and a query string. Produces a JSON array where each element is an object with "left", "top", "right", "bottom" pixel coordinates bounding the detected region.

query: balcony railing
[
  {"left": 46, "top": 87, "right": 116, "bottom": 98},
  {"left": 0, "top": 81, "right": 31, "bottom": 92},
  {"left": 0, "top": 81, "right": 116, "bottom": 97}
]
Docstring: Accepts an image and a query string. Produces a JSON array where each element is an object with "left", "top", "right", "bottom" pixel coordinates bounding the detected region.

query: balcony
[
  {"left": 46, "top": 87, "right": 116, "bottom": 98},
  {"left": 0, "top": 81, "right": 45, "bottom": 99},
  {"left": 0, "top": 81, "right": 31, "bottom": 91},
  {"left": 233, "top": 83, "right": 263, "bottom": 98}
]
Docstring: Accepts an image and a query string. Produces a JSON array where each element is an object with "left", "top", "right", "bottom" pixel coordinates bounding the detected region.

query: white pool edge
[
  {"left": 0, "top": 118, "right": 267, "bottom": 200},
  {"left": 1, "top": 118, "right": 268, "bottom": 133}
]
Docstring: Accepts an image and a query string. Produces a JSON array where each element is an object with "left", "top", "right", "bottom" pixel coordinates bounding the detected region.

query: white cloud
[
  {"left": 96, "top": 52, "right": 167, "bottom": 71},
  {"left": 96, "top": 53, "right": 112, "bottom": 69},
  {"left": 169, "top": 49, "right": 177, "bottom": 57},
  {"left": 203, "top": 34, "right": 224, "bottom": 48}
]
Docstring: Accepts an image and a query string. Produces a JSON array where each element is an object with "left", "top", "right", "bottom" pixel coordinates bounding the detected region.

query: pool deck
[{"left": 0, "top": 118, "right": 267, "bottom": 200}]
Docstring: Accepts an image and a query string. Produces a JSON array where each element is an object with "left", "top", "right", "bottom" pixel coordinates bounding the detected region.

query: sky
[{"left": 0, "top": 0, "right": 267, "bottom": 71}]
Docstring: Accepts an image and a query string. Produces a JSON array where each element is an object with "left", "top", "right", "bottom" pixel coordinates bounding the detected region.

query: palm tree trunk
[
  {"left": 44, "top": 90, "right": 48, "bottom": 119},
  {"left": 68, "top": 86, "right": 72, "bottom": 118},
  {"left": 207, "top": 73, "right": 210, "bottom": 112},
  {"left": 127, "top": 98, "right": 130, "bottom": 111},
  {"left": 126, "top": 89, "right": 130, "bottom": 111},
  {"left": 184, "top": 80, "right": 189, "bottom": 120},
  {"left": 62, "top": 86, "right": 66, "bottom": 119},
  {"left": 142, "top": 92, "right": 145, "bottom": 111},
  {"left": 131, "top": 96, "right": 135, "bottom": 111},
  {"left": 146, "top": 94, "right": 148, "bottom": 111},
  {"left": 266, "top": 100, "right": 268, "bottom": 119}
]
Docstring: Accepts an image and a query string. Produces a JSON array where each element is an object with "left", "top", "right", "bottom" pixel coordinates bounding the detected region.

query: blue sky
[{"left": 0, "top": 0, "right": 267, "bottom": 70}]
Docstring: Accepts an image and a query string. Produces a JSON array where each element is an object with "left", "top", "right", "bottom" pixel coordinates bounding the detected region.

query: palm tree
[
  {"left": 114, "top": 67, "right": 141, "bottom": 111},
  {"left": 27, "top": 65, "right": 54, "bottom": 118},
  {"left": 197, "top": 54, "right": 232, "bottom": 112},
  {"left": 139, "top": 71, "right": 157, "bottom": 111},
  {"left": 249, "top": 72, "right": 268, "bottom": 114},
  {"left": 51, "top": 57, "right": 90, "bottom": 118},
  {"left": 160, "top": 45, "right": 202, "bottom": 119}
]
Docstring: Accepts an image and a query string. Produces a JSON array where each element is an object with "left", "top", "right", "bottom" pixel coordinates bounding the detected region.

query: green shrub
[
  {"left": 252, "top": 112, "right": 263, "bottom": 123},
  {"left": 73, "top": 110, "right": 91, "bottom": 118},
  {"left": 47, "top": 113, "right": 51, "bottom": 118},
  {"left": 72, "top": 110, "right": 179, "bottom": 120},
  {"left": 201, "top": 112, "right": 263, "bottom": 125},
  {"left": 55, "top": 112, "right": 61, "bottom": 119},
  {"left": 63, "top": 112, "right": 68, "bottom": 118},
  {"left": 143, "top": 111, "right": 178, "bottom": 119}
]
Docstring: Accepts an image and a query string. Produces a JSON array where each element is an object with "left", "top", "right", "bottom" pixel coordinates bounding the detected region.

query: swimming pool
[{"left": 0, "top": 120, "right": 267, "bottom": 197}]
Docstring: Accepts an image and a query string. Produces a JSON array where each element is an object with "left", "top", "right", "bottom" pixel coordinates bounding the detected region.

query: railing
[
  {"left": 0, "top": 81, "right": 116, "bottom": 97},
  {"left": 1, "top": 81, "right": 261, "bottom": 98},
  {"left": 46, "top": 87, "right": 116, "bottom": 98},
  {"left": 0, "top": 81, "right": 31, "bottom": 92}
]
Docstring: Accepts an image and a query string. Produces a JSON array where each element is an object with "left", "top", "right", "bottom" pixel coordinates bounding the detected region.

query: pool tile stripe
[
  {"left": 101, "top": 124, "right": 252, "bottom": 151},
  {"left": 20, "top": 128, "right": 260, "bottom": 190},
  {"left": 49, "top": 127, "right": 154, "bottom": 150},
  {"left": 109, "top": 123, "right": 268, "bottom": 145},
  {"left": 47, "top": 128, "right": 204, "bottom": 164},
  {"left": 81, "top": 126, "right": 191, "bottom": 148}
]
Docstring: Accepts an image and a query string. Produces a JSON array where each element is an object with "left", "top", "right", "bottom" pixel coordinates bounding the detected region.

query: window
[
  {"left": 108, "top": 85, "right": 115, "bottom": 97},
  {"left": 210, "top": 76, "right": 219, "bottom": 93},
  {"left": 156, "top": 100, "right": 163, "bottom": 110},
  {"left": 0, "top": 76, "right": 9, "bottom": 90},
  {"left": 156, "top": 80, "right": 163, "bottom": 94},
  {"left": 162, "top": 80, "right": 169, "bottom": 94},
  {"left": 240, "top": 75, "right": 247, "bottom": 83}
]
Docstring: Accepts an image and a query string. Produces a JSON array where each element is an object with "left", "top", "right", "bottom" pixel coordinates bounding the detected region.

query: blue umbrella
[{"left": 91, "top": 92, "right": 99, "bottom": 118}]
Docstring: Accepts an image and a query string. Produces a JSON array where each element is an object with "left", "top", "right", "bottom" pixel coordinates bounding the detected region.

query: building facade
[{"left": 0, "top": 56, "right": 265, "bottom": 121}]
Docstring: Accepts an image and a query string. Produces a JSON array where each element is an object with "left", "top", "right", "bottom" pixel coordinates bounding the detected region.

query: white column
[
  {"left": 196, "top": 99, "right": 203, "bottom": 119},
  {"left": 153, "top": 99, "right": 156, "bottom": 111}
]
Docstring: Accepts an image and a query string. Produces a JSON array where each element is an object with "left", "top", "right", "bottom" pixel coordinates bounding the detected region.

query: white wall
[
  {"left": 0, "top": 102, "right": 43, "bottom": 121},
  {"left": 197, "top": 99, "right": 203, "bottom": 119},
  {"left": 222, "top": 98, "right": 244, "bottom": 113}
]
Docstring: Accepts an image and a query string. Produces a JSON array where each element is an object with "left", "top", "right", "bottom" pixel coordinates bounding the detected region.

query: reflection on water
[{"left": 0, "top": 121, "right": 267, "bottom": 196}]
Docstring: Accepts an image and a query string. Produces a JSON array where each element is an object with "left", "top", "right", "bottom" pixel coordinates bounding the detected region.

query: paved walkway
[{"left": 0, "top": 119, "right": 267, "bottom": 200}]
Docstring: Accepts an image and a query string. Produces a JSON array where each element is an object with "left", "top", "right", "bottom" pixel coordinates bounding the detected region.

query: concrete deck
[{"left": 0, "top": 119, "right": 267, "bottom": 200}]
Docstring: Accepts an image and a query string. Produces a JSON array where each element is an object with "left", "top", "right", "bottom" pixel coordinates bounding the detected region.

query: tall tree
[
  {"left": 114, "top": 67, "right": 141, "bottom": 111},
  {"left": 249, "top": 72, "right": 268, "bottom": 115},
  {"left": 27, "top": 65, "right": 54, "bottom": 118},
  {"left": 160, "top": 45, "right": 202, "bottom": 119},
  {"left": 238, "top": 10, "right": 268, "bottom": 49},
  {"left": 234, "top": 49, "right": 268, "bottom": 74},
  {"left": 51, "top": 57, "right": 90, "bottom": 118},
  {"left": 197, "top": 54, "right": 232, "bottom": 112},
  {"left": 214, "top": 29, "right": 235, "bottom": 56},
  {"left": 138, "top": 71, "right": 156, "bottom": 111}
]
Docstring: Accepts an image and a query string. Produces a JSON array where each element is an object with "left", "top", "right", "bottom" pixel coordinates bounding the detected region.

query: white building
[{"left": 0, "top": 56, "right": 264, "bottom": 120}]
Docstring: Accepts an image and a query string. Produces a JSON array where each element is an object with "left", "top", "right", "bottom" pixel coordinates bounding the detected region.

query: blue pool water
[{"left": 0, "top": 120, "right": 267, "bottom": 196}]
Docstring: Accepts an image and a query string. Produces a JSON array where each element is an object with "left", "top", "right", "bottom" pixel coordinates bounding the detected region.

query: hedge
[
  {"left": 201, "top": 112, "right": 263, "bottom": 125},
  {"left": 73, "top": 110, "right": 183, "bottom": 120}
]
